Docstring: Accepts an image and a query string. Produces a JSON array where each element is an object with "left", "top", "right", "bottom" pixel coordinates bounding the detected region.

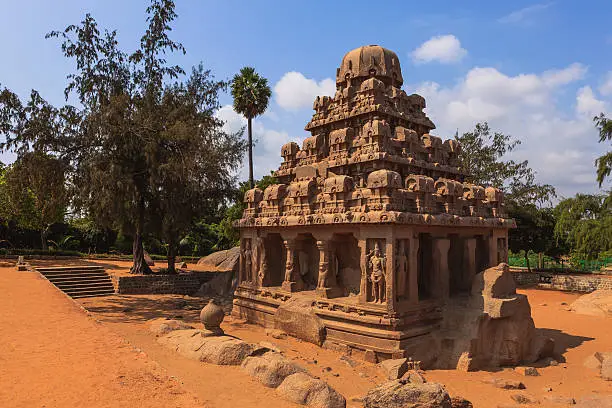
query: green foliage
[
  {"left": 0, "top": 1, "right": 244, "bottom": 273},
  {"left": 150, "top": 64, "right": 245, "bottom": 272},
  {"left": 217, "top": 173, "right": 278, "bottom": 248},
  {"left": 231, "top": 67, "right": 272, "bottom": 120},
  {"left": 508, "top": 204, "right": 559, "bottom": 271},
  {"left": 456, "top": 122, "right": 556, "bottom": 206},
  {"left": 554, "top": 193, "right": 612, "bottom": 259},
  {"left": 593, "top": 113, "right": 612, "bottom": 187},
  {"left": 2, "top": 152, "right": 68, "bottom": 249}
]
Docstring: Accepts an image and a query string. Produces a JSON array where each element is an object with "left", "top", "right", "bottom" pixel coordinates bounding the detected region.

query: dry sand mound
[{"left": 570, "top": 290, "right": 612, "bottom": 317}]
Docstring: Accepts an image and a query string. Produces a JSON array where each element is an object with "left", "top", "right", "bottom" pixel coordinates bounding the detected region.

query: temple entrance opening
[
  {"left": 332, "top": 233, "right": 360, "bottom": 296},
  {"left": 475, "top": 235, "right": 489, "bottom": 273},
  {"left": 296, "top": 234, "right": 319, "bottom": 290},
  {"left": 263, "top": 233, "right": 284, "bottom": 287},
  {"left": 449, "top": 234, "right": 468, "bottom": 296},
  {"left": 418, "top": 233, "right": 433, "bottom": 300}
]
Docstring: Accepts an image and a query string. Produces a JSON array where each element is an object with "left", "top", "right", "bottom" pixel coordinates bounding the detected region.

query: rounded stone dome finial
[{"left": 337, "top": 45, "right": 403, "bottom": 87}]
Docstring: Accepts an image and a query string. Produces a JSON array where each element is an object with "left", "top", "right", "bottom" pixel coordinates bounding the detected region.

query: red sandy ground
[{"left": 1, "top": 260, "right": 611, "bottom": 408}]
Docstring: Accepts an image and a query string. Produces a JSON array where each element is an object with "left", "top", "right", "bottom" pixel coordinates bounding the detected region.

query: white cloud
[
  {"left": 576, "top": 86, "right": 607, "bottom": 117},
  {"left": 274, "top": 72, "right": 335, "bottom": 111},
  {"left": 498, "top": 3, "right": 553, "bottom": 24},
  {"left": 542, "top": 63, "right": 588, "bottom": 87},
  {"left": 599, "top": 71, "right": 612, "bottom": 96},
  {"left": 411, "top": 35, "right": 467, "bottom": 64},
  {"left": 413, "top": 63, "right": 610, "bottom": 196}
]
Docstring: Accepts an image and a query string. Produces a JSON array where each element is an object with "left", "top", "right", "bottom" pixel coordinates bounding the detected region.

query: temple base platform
[{"left": 232, "top": 283, "right": 443, "bottom": 362}]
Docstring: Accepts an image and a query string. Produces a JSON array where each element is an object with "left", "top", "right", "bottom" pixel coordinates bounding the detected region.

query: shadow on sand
[
  {"left": 532, "top": 327, "right": 594, "bottom": 364},
  {"left": 79, "top": 293, "right": 233, "bottom": 325}
]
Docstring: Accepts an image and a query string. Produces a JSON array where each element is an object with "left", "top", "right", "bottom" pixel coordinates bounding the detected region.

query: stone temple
[{"left": 233, "top": 45, "right": 514, "bottom": 363}]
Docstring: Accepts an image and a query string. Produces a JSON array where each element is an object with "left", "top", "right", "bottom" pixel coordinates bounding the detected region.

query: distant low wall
[
  {"left": 511, "top": 269, "right": 612, "bottom": 293},
  {"left": 111, "top": 271, "right": 221, "bottom": 295}
]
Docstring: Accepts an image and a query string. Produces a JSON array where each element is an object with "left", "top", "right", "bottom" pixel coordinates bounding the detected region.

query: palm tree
[{"left": 231, "top": 67, "right": 272, "bottom": 188}]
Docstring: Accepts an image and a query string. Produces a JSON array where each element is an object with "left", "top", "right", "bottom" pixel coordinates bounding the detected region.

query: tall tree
[
  {"left": 45, "top": 0, "right": 187, "bottom": 274},
  {"left": 554, "top": 193, "right": 612, "bottom": 260},
  {"left": 230, "top": 67, "right": 271, "bottom": 188},
  {"left": 1, "top": 1, "right": 243, "bottom": 273},
  {"left": 456, "top": 122, "right": 557, "bottom": 261},
  {"left": 456, "top": 122, "right": 556, "bottom": 206},
  {"left": 593, "top": 113, "right": 612, "bottom": 187},
  {"left": 151, "top": 66, "right": 244, "bottom": 273},
  {"left": 508, "top": 204, "right": 558, "bottom": 272},
  {"left": 4, "top": 152, "right": 68, "bottom": 249}
]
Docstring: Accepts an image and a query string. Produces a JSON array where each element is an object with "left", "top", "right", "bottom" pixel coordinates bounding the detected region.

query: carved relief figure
[
  {"left": 368, "top": 242, "right": 386, "bottom": 303},
  {"left": 317, "top": 263, "right": 328, "bottom": 289},
  {"left": 254, "top": 237, "right": 266, "bottom": 285}
]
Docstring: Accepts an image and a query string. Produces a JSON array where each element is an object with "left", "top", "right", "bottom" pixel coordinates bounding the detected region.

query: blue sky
[{"left": 1, "top": 0, "right": 611, "bottom": 198}]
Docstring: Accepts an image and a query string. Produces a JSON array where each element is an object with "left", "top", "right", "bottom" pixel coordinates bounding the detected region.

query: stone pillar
[
  {"left": 358, "top": 238, "right": 368, "bottom": 304},
  {"left": 282, "top": 239, "right": 303, "bottom": 292},
  {"left": 488, "top": 233, "right": 498, "bottom": 268},
  {"left": 315, "top": 239, "right": 342, "bottom": 299},
  {"left": 407, "top": 234, "right": 419, "bottom": 303},
  {"left": 384, "top": 236, "right": 396, "bottom": 314},
  {"left": 396, "top": 240, "right": 407, "bottom": 300},
  {"left": 433, "top": 238, "right": 450, "bottom": 300},
  {"left": 463, "top": 238, "right": 477, "bottom": 288},
  {"left": 238, "top": 237, "right": 244, "bottom": 284}
]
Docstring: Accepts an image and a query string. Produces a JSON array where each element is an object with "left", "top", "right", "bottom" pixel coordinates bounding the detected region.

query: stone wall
[
  {"left": 112, "top": 271, "right": 220, "bottom": 295},
  {"left": 511, "top": 269, "right": 612, "bottom": 293}
]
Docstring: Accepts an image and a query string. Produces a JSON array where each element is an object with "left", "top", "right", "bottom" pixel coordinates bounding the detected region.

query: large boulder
[
  {"left": 195, "top": 247, "right": 240, "bottom": 297},
  {"left": 570, "top": 290, "right": 612, "bottom": 317},
  {"left": 363, "top": 379, "right": 452, "bottom": 408},
  {"left": 241, "top": 351, "right": 306, "bottom": 388},
  {"left": 432, "top": 264, "right": 554, "bottom": 370},
  {"left": 197, "top": 247, "right": 240, "bottom": 269},
  {"left": 157, "top": 329, "right": 256, "bottom": 365},
  {"left": 276, "top": 372, "right": 346, "bottom": 408},
  {"left": 274, "top": 297, "right": 326, "bottom": 346},
  {"left": 148, "top": 318, "right": 194, "bottom": 336},
  {"left": 380, "top": 358, "right": 408, "bottom": 380},
  {"left": 198, "top": 336, "right": 258, "bottom": 365}
]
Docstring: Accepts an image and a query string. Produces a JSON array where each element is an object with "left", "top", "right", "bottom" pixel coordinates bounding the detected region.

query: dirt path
[
  {"left": 2, "top": 260, "right": 611, "bottom": 408},
  {"left": 0, "top": 265, "right": 203, "bottom": 408},
  {"left": 80, "top": 288, "right": 612, "bottom": 408}
]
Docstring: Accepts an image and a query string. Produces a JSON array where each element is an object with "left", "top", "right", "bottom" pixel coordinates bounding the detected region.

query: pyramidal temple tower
[{"left": 233, "top": 45, "right": 514, "bottom": 362}]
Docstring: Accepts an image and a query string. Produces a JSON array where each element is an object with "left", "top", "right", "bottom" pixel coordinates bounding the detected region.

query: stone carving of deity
[
  {"left": 317, "top": 263, "right": 328, "bottom": 289},
  {"left": 368, "top": 242, "right": 386, "bottom": 303},
  {"left": 255, "top": 237, "right": 266, "bottom": 285}
]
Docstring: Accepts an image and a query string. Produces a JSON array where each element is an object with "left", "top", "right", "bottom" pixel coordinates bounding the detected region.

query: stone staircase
[{"left": 36, "top": 266, "right": 115, "bottom": 299}]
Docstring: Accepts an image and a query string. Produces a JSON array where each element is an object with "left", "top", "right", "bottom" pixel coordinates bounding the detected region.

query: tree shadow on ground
[
  {"left": 79, "top": 294, "right": 234, "bottom": 324},
  {"left": 532, "top": 328, "right": 594, "bottom": 365}
]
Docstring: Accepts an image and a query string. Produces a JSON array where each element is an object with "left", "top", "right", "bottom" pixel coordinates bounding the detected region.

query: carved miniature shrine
[{"left": 233, "top": 45, "right": 514, "bottom": 362}]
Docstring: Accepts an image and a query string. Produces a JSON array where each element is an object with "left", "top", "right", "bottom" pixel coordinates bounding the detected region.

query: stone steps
[{"left": 37, "top": 266, "right": 115, "bottom": 299}]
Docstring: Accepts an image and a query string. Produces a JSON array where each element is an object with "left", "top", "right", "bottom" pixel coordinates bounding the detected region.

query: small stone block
[
  {"left": 364, "top": 350, "right": 378, "bottom": 363},
  {"left": 515, "top": 366, "right": 539, "bottom": 376}
]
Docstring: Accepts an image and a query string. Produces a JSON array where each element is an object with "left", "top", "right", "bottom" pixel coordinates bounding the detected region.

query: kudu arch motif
[{"left": 234, "top": 45, "right": 513, "bottom": 361}]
